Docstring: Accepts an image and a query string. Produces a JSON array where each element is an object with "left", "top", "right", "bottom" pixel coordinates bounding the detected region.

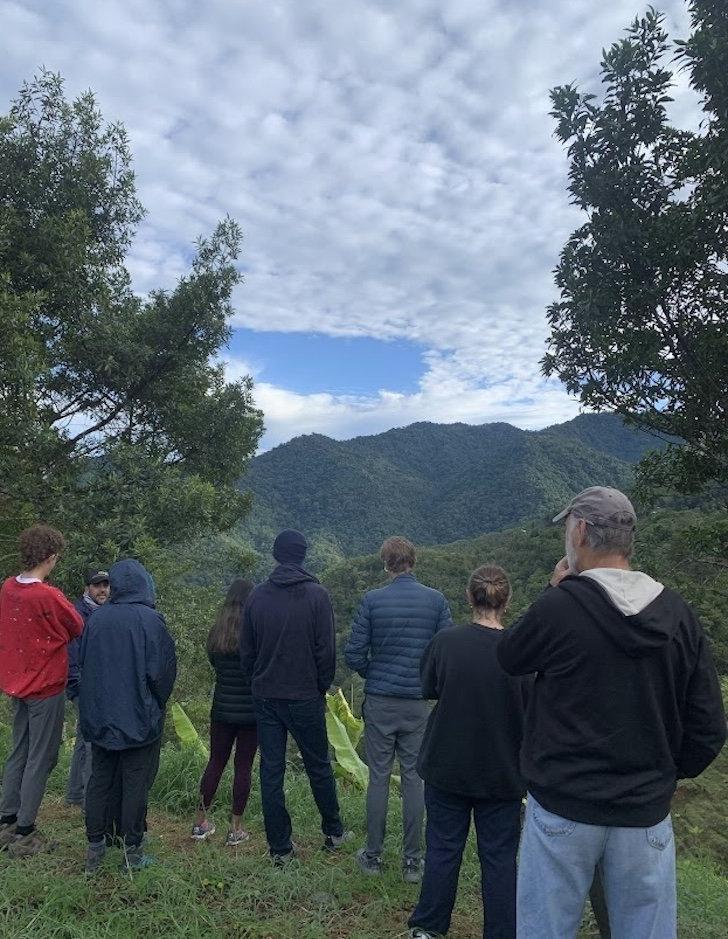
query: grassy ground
[{"left": 0, "top": 732, "right": 726, "bottom": 938}]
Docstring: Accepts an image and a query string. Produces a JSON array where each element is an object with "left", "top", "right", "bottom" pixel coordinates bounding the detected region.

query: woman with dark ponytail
[
  {"left": 191, "top": 578, "right": 258, "bottom": 846},
  {"left": 408, "top": 565, "right": 530, "bottom": 939}
]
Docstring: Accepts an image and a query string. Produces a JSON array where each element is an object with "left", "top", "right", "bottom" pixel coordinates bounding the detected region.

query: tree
[
  {"left": 543, "top": 4, "right": 728, "bottom": 493},
  {"left": 0, "top": 72, "right": 263, "bottom": 575}
]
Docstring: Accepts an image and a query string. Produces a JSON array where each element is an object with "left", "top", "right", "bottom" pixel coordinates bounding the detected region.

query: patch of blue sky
[{"left": 227, "top": 329, "right": 426, "bottom": 396}]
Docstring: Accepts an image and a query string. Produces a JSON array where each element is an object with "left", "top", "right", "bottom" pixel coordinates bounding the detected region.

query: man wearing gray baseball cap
[{"left": 498, "top": 486, "right": 726, "bottom": 939}]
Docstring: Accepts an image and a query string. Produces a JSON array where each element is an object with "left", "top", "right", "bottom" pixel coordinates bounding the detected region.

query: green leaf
[
  {"left": 325, "top": 700, "right": 368, "bottom": 790},
  {"left": 326, "top": 687, "right": 364, "bottom": 748},
  {"left": 171, "top": 702, "right": 209, "bottom": 759}
]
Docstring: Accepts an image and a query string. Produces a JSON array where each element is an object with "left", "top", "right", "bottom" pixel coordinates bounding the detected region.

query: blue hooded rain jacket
[{"left": 79, "top": 559, "right": 177, "bottom": 750}]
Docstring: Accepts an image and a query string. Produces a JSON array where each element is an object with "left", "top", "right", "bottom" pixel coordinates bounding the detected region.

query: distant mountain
[{"left": 238, "top": 412, "right": 665, "bottom": 564}]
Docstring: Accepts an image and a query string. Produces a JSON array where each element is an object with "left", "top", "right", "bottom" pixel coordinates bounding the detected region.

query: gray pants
[
  {"left": 363, "top": 693, "right": 429, "bottom": 861},
  {"left": 66, "top": 699, "right": 93, "bottom": 806},
  {"left": 0, "top": 691, "right": 66, "bottom": 828}
]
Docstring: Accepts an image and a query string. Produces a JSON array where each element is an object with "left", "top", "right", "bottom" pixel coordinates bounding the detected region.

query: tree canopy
[
  {"left": 543, "top": 3, "right": 728, "bottom": 493},
  {"left": 0, "top": 72, "right": 262, "bottom": 577}
]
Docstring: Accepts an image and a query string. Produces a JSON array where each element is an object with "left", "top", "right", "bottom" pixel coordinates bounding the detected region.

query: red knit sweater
[{"left": 0, "top": 577, "right": 84, "bottom": 699}]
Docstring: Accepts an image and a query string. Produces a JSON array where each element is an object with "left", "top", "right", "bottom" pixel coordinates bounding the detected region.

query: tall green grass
[{"left": 0, "top": 726, "right": 726, "bottom": 937}]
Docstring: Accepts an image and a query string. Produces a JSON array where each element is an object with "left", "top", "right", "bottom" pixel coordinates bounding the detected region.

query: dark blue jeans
[
  {"left": 253, "top": 695, "right": 343, "bottom": 855},
  {"left": 409, "top": 784, "right": 521, "bottom": 939}
]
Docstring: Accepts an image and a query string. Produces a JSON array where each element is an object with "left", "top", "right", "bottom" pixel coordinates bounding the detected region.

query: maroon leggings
[{"left": 199, "top": 722, "right": 258, "bottom": 816}]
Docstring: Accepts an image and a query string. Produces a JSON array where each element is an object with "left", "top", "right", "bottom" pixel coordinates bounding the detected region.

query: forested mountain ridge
[{"left": 238, "top": 413, "right": 666, "bottom": 563}]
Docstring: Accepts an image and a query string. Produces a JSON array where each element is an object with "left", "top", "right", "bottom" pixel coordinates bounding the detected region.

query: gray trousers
[
  {"left": 0, "top": 691, "right": 66, "bottom": 828},
  {"left": 363, "top": 693, "right": 429, "bottom": 861},
  {"left": 66, "top": 699, "right": 93, "bottom": 806}
]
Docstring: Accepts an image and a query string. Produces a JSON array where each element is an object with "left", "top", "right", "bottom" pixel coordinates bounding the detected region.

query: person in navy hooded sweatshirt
[
  {"left": 79, "top": 559, "right": 177, "bottom": 873},
  {"left": 241, "top": 529, "right": 349, "bottom": 864}
]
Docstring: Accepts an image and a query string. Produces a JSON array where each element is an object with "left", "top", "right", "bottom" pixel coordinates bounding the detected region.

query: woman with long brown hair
[{"left": 191, "top": 578, "right": 257, "bottom": 845}]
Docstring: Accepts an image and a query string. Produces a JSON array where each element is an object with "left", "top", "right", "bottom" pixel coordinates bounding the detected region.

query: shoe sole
[{"left": 191, "top": 830, "right": 216, "bottom": 841}]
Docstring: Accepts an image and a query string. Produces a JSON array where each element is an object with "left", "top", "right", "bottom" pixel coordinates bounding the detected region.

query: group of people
[
  {"left": 0, "top": 485, "right": 726, "bottom": 938},
  {"left": 0, "top": 527, "right": 177, "bottom": 870}
]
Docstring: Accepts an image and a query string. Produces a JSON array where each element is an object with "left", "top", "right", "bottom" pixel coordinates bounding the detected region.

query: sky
[{"left": 2, "top": 0, "right": 698, "bottom": 450}]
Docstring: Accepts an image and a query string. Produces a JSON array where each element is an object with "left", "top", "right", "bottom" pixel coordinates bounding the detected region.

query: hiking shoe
[
  {"left": 225, "top": 828, "right": 250, "bottom": 847},
  {"left": 7, "top": 830, "right": 56, "bottom": 859},
  {"left": 409, "top": 929, "right": 444, "bottom": 939},
  {"left": 191, "top": 820, "right": 216, "bottom": 841},
  {"left": 403, "top": 857, "right": 424, "bottom": 884},
  {"left": 121, "top": 845, "right": 155, "bottom": 872},
  {"left": 0, "top": 822, "right": 17, "bottom": 850},
  {"left": 323, "top": 830, "right": 354, "bottom": 851},
  {"left": 85, "top": 839, "right": 107, "bottom": 874},
  {"left": 271, "top": 846, "right": 297, "bottom": 867},
  {"left": 355, "top": 847, "right": 383, "bottom": 876}
]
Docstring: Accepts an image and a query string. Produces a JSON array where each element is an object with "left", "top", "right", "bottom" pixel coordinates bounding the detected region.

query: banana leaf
[
  {"left": 325, "top": 705, "right": 369, "bottom": 790},
  {"left": 326, "top": 688, "right": 364, "bottom": 748},
  {"left": 171, "top": 702, "right": 209, "bottom": 759}
]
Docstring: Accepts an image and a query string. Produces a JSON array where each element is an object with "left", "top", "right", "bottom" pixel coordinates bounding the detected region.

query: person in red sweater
[{"left": 0, "top": 525, "right": 83, "bottom": 858}]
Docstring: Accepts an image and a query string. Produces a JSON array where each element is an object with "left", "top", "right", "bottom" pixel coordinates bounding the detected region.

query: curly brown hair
[{"left": 18, "top": 525, "right": 66, "bottom": 570}]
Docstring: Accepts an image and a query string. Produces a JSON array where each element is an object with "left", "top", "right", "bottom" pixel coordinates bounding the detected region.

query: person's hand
[{"left": 550, "top": 557, "right": 572, "bottom": 587}]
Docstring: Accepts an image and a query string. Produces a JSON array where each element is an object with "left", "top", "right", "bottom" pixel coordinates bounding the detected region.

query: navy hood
[
  {"left": 268, "top": 563, "right": 319, "bottom": 588},
  {"left": 560, "top": 576, "right": 678, "bottom": 657},
  {"left": 109, "top": 559, "right": 156, "bottom": 607}
]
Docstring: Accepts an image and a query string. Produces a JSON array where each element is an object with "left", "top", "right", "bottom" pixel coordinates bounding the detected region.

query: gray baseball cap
[{"left": 552, "top": 486, "right": 637, "bottom": 530}]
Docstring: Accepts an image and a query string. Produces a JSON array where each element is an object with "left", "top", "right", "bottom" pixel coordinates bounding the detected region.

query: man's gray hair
[{"left": 579, "top": 515, "right": 635, "bottom": 558}]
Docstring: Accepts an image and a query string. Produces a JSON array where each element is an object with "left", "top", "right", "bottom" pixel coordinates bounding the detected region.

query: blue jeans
[
  {"left": 253, "top": 696, "right": 343, "bottom": 855},
  {"left": 517, "top": 795, "right": 676, "bottom": 939},
  {"left": 409, "top": 784, "right": 521, "bottom": 938}
]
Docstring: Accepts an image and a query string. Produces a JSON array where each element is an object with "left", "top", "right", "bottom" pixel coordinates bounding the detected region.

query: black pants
[
  {"left": 253, "top": 696, "right": 343, "bottom": 855},
  {"left": 85, "top": 739, "right": 161, "bottom": 848},
  {"left": 409, "top": 783, "right": 521, "bottom": 939}
]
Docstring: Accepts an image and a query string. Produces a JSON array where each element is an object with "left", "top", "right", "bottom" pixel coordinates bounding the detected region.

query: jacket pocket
[
  {"left": 532, "top": 801, "right": 577, "bottom": 837},
  {"left": 645, "top": 815, "right": 673, "bottom": 851}
]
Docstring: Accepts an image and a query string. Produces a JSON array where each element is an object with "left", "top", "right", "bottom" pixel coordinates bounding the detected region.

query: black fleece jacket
[
  {"left": 498, "top": 576, "right": 726, "bottom": 827},
  {"left": 418, "top": 624, "right": 530, "bottom": 800},
  {"left": 240, "top": 564, "right": 336, "bottom": 700}
]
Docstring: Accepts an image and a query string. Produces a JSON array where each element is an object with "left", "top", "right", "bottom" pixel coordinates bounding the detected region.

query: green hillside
[{"left": 239, "top": 413, "right": 666, "bottom": 564}]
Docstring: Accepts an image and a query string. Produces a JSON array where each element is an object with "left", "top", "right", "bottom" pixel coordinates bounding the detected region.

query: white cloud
[{"left": 1, "top": 0, "right": 698, "bottom": 448}]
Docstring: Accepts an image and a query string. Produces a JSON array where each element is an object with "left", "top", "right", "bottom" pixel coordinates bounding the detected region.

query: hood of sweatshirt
[
  {"left": 268, "top": 563, "right": 319, "bottom": 588},
  {"left": 109, "top": 559, "right": 157, "bottom": 607},
  {"left": 558, "top": 570, "right": 675, "bottom": 658},
  {"left": 581, "top": 568, "right": 664, "bottom": 616}
]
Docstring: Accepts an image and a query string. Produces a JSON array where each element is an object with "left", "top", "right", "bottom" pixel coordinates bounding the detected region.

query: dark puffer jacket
[
  {"left": 345, "top": 573, "right": 453, "bottom": 698},
  {"left": 209, "top": 651, "right": 255, "bottom": 725}
]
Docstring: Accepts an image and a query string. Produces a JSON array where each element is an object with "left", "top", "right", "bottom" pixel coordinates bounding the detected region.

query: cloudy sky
[{"left": 2, "top": 0, "right": 696, "bottom": 449}]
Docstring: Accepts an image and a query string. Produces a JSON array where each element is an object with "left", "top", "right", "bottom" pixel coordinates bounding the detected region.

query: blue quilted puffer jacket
[{"left": 344, "top": 573, "right": 453, "bottom": 698}]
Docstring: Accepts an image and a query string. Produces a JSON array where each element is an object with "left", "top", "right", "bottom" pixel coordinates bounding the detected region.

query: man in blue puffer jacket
[
  {"left": 345, "top": 536, "right": 452, "bottom": 882},
  {"left": 79, "top": 559, "right": 177, "bottom": 873}
]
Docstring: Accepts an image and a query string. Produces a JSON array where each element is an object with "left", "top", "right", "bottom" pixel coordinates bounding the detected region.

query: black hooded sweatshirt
[
  {"left": 240, "top": 564, "right": 336, "bottom": 700},
  {"left": 497, "top": 573, "right": 726, "bottom": 827}
]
